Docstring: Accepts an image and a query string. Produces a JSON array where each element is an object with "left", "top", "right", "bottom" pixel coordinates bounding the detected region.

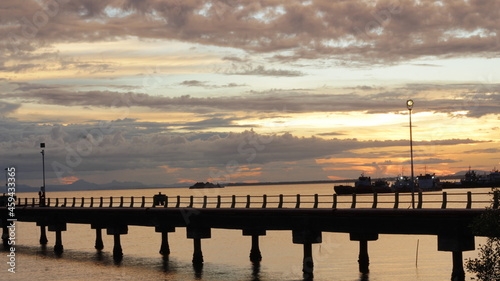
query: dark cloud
[
  {"left": 13, "top": 82, "right": 65, "bottom": 92},
  {"left": 179, "top": 80, "right": 246, "bottom": 88},
  {"left": 3, "top": 81, "right": 500, "bottom": 117},
  {"left": 181, "top": 117, "right": 254, "bottom": 131},
  {"left": 0, "top": 102, "right": 21, "bottom": 116},
  {"left": 463, "top": 148, "right": 500, "bottom": 154},
  {"left": 400, "top": 158, "right": 459, "bottom": 165},
  {"left": 225, "top": 65, "right": 305, "bottom": 77},
  {"left": 317, "top": 132, "right": 346, "bottom": 136},
  {"left": 222, "top": 56, "right": 250, "bottom": 63},
  {"left": 179, "top": 80, "right": 207, "bottom": 87},
  {"left": 411, "top": 63, "right": 442, "bottom": 67},
  {"left": 1, "top": 123, "right": 485, "bottom": 183},
  {"left": 3, "top": 0, "right": 497, "bottom": 64}
]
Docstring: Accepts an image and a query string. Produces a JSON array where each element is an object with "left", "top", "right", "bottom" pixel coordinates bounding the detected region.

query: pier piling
[
  {"left": 250, "top": 235, "right": 262, "bottom": 262},
  {"left": 160, "top": 231, "right": 170, "bottom": 256},
  {"left": 437, "top": 233, "right": 474, "bottom": 281},
  {"left": 54, "top": 230, "right": 63, "bottom": 254},
  {"left": 94, "top": 228, "right": 104, "bottom": 250},
  {"left": 155, "top": 225, "right": 175, "bottom": 256},
  {"left": 350, "top": 233, "right": 379, "bottom": 274},
  {"left": 451, "top": 251, "right": 465, "bottom": 281},
  {"left": 358, "top": 240, "right": 369, "bottom": 274},
  {"left": 187, "top": 226, "right": 211, "bottom": 265},
  {"left": 107, "top": 225, "right": 128, "bottom": 259},
  {"left": 303, "top": 242, "right": 314, "bottom": 280},
  {"left": 243, "top": 229, "right": 266, "bottom": 262},
  {"left": 113, "top": 234, "right": 123, "bottom": 259},
  {"left": 192, "top": 238, "right": 203, "bottom": 264},
  {"left": 37, "top": 222, "right": 48, "bottom": 245},
  {"left": 293, "top": 229, "right": 322, "bottom": 280},
  {"left": 91, "top": 224, "right": 105, "bottom": 250},
  {"left": 48, "top": 223, "right": 67, "bottom": 254}
]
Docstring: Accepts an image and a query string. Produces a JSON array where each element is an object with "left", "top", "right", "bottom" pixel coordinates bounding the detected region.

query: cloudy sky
[{"left": 1, "top": 0, "right": 499, "bottom": 187}]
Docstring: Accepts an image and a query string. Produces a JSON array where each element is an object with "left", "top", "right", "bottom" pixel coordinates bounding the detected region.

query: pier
[{"left": 1, "top": 191, "right": 495, "bottom": 280}]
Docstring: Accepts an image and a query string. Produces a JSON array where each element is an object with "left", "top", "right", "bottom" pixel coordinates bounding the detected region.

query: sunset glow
[{"left": 1, "top": 0, "right": 499, "bottom": 187}]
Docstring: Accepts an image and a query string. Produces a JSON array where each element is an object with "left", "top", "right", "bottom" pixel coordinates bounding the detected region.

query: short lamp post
[
  {"left": 40, "top": 142, "right": 46, "bottom": 207},
  {"left": 407, "top": 100, "right": 415, "bottom": 209}
]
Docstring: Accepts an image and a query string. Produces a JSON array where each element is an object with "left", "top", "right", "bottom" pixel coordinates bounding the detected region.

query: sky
[{"left": 1, "top": 0, "right": 499, "bottom": 188}]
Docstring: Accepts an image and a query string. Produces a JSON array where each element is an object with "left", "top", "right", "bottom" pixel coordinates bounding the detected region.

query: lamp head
[
  {"left": 406, "top": 99, "right": 414, "bottom": 110},
  {"left": 40, "top": 143, "right": 45, "bottom": 148}
]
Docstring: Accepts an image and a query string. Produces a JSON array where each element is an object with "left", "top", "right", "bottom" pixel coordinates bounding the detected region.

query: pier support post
[
  {"left": 292, "top": 229, "right": 322, "bottom": 280},
  {"left": 250, "top": 235, "right": 262, "bottom": 262},
  {"left": 113, "top": 234, "right": 122, "bottom": 258},
  {"left": 187, "top": 226, "right": 211, "bottom": 265},
  {"left": 437, "top": 233, "right": 475, "bottom": 281},
  {"left": 54, "top": 230, "right": 63, "bottom": 254},
  {"left": 243, "top": 229, "right": 266, "bottom": 263},
  {"left": 91, "top": 224, "right": 105, "bottom": 250},
  {"left": 155, "top": 225, "right": 175, "bottom": 256},
  {"left": 48, "top": 223, "right": 67, "bottom": 254},
  {"left": 107, "top": 225, "right": 128, "bottom": 259},
  {"left": 36, "top": 222, "right": 48, "bottom": 245},
  {"left": 358, "top": 240, "right": 369, "bottom": 273},
  {"left": 193, "top": 238, "right": 203, "bottom": 264},
  {"left": 95, "top": 229, "right": 104, "bottom": 250},
  {"left": 160, "top": 232, "right": 170, "bottom": 256},
  {"left": 350, "top": 233, "right": 379, "bottom": 274},
  {"left": 451, "top": 251, "right": 465, "bottom": 281}
]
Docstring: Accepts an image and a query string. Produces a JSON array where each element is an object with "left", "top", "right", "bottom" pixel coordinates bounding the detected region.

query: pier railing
[{"left": 15, "top": 191, "right": 493, "bottom": 209}]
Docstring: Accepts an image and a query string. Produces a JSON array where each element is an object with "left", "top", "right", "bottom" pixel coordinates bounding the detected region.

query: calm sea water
[{"left": 4, "top": 184, "right": 492, "bottom": 281}]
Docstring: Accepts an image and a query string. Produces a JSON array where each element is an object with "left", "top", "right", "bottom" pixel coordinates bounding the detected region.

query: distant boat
[
  {"left": 458, "top": 168, "right": 500, "bottom": 188},
  {"left": 333, "top": 184, "right": 353, "bottom": 195},
  {"left": 334, "top": 173, "right": 373, "bottom": 195},
  {"left": 372, "top": 179, "right": 393, "bottom": 193},
  {"left": 460, "top": 168, "right": 479, "bottom": 187},
  {"left": 392, "top": 175, "right": 413, "bottom": 193},
  {"left": 354, "top": 174, "right": 373, "bottom": 194},
  {"left": 441, "top": 167, "right": 500, "bottom": 189},
  {"left": 189, "top": 182, "right": 224, "bottom": 189},
  {"left": 416, "top": 173, "right": 442, "bottom": 191}
]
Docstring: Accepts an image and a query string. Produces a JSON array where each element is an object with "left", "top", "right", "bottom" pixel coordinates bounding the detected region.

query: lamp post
[
  {"left": 40, "top": 142, "right": 46, "bottom": 207},
  {"left": 406, "top": 100, "right": 415, "bottom": 209}
]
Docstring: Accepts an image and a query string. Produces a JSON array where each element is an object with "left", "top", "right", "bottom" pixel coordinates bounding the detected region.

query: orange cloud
[
  {"left": 208, "top": 165, "right": 263, "bottom": 182},
  {"left": 60, "top": 176, "right": 79, "bottom": 185},
  {"left": 327, "top": 175, "right": 349, "bottom": 181},
  {"left": 160, "top": 165, "right": 182, "bottom": 174},
  {"left": 177, "top": 179, "right": 196, "bottom": 184}
]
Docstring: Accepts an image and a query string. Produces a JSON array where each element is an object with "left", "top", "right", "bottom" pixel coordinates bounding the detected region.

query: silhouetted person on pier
[{"left": 154, "top": 192, "right": 166, "bottom": 206}]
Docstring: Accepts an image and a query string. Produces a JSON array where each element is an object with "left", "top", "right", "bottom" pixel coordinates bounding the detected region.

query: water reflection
[
  {"left": 94, "top": 250, "right": 104, "bottom": 261},
  {"left": 38, "top": 244, "right": 48, "bottom": 255},
  {"left": 251, "top": 261, "right": 261, "bottom": 281},
  {"left": 54, "top": 251, "right": 63, "bottom": 258},
  {"left": 193, "top": 262, "right": 203, "bottom": 279},
  {"left": 359, "top": 272, "right": 370, "bottom": 281},
  {"left": 162, "top": 256, "right": 170, "bottom": 272},
  {"left": 113, "top": 254, "right": 123, "bottom": 265}
]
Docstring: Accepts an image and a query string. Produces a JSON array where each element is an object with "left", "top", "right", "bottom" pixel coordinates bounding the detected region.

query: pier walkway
[{"left": 2, "top": 191, "right": 496, "bottom": 281}]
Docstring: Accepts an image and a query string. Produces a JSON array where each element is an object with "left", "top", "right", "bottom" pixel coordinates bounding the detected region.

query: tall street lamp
[
  {"left": 40, "top": 142, "right": 46, "bottom": 206},
  {"left": 407, "top": 100, "right": 415, "bottom": 209}
]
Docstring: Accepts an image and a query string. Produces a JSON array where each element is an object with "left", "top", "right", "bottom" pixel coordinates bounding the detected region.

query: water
[{"left": 3, "top": 184, "right": 492, "bottom": 280}]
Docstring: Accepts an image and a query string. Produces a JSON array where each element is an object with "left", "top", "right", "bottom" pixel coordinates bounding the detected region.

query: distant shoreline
[
  {"left": 10, "top": 175, "right": 465, "bottom": 193},
  {"left": 226, "top": 179, "right": 355, "bottom": 187},
  {"left": 227, "top": 175, "right": 464, "bottom": 187}
]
